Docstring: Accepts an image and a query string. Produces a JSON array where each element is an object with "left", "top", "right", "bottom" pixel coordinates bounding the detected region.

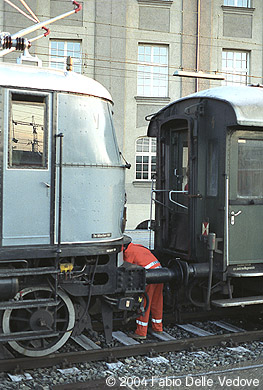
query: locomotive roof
[
  {"left": 148, "top": 86, "right": 263, "bottom": 136},
  {"left": 0, "top": 62, "right": 113, "bottom": 102}
]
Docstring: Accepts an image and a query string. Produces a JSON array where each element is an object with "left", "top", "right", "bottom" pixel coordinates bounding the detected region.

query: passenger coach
[{"left": 148, "top": 86, "right": 263, "bottom": 312}]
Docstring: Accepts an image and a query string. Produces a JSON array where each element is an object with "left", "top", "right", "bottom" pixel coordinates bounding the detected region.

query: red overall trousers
[{"left": 123, "top": 243, "right": 163, "bottom": 337}]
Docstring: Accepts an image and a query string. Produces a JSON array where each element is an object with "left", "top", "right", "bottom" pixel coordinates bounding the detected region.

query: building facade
[{"left": 1, "top": 0, "right": 261, "bottom": 228}]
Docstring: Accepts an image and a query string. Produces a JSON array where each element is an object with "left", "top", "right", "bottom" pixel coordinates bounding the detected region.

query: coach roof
[{"left": 148, "top": 86, "right": 263, "bottom": 136}]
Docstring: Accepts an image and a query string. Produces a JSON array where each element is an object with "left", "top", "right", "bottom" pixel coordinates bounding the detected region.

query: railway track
[{"left": 1, "top": 319, "right": 263, "bottom": 373}]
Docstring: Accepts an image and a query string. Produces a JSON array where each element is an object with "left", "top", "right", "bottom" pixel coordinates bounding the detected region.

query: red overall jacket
[{"left": 123, "top": 243, "right": 163, "bottom": 336}]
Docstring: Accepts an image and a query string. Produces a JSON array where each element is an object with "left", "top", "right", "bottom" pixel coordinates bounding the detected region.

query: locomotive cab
[{"left": 148, "top": 86, "right": 263, "bottom": 310}]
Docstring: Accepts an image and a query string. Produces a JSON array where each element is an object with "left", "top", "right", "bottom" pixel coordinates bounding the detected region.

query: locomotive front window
[
  {"left": 238, "top": 139, "right": 263, "bottom": 198},
  {"left": 9, "top": 93, "right": 47, "bottom": 169}
]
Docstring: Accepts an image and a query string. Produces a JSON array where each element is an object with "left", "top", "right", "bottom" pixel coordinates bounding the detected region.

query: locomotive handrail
[{"left": 55, "top": 133, "right": 64, "bottom": 331}]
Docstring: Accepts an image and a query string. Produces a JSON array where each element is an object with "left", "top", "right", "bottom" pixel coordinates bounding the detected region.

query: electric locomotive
[
  {"left": 0, "top": 61, "right": 145, "bottom": 357},
  {"left": 0, "top": 1, "right": 147, "bottom": 358},
  {"left": 147, "top": 85, "right": 263, "bottom": 317}
]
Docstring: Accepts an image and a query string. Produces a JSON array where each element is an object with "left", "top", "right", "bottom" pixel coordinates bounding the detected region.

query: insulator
[
  {"left": 3, "top": 35, "right": 12, "bottom": 49},
  {"left": 1, "top": 36, "right": 27, "bottom": 51},
  {"left": 16, "top": 37, "right": 26, "bottom": 51}
]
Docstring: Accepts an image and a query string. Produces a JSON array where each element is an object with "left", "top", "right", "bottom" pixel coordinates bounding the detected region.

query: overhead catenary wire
[
  {"left": 1, "top": 7, "right": 262, "bottom": 51},
  {"left": 3, "top": 54, "right": 257, "bottom": 87},
  {"left": 1, "top": 31, "right": 255, "bottom": 83},
  {"left": 2, "top": 61, "right": 256, "bottom": 93},
  {"left": 1, "top": 8, "right": 262, "bottom": 59},
  {"left": 4, "top": 49, "right": 258, "bottom": 86},
  {"left": 1, "top": 29, "right": 258, "bottom": 82}
]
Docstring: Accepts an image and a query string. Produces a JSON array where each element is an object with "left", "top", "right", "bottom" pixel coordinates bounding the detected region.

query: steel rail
[{"left": 1, "top": 329, "right": 263, "bottom": 372}]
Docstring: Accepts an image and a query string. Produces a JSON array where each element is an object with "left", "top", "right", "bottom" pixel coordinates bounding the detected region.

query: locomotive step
[
  {"left": 0, "top": 329, "right": 60, "bottom": 342},
  {"left": 211, "top": 296, "right": 263, "bottom": 308},
  {"left": 0, "top": 298, "right": 58, "bottom": 310},
  {"left": 0, "top": 267, "right": 58, "bottom": 277}
]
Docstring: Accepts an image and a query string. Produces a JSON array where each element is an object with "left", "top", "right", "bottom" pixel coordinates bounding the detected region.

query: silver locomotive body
[
  {"left": 1, "top": 63, "right": 125, "bottom": 248},
  {"left": 0, "top": 63, "right": 145, "bottom": 357}
]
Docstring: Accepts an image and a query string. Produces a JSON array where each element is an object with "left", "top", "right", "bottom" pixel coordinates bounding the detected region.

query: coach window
[
  {"left": 237, "top": 139, "right": 263, "bottom": 198},
  {"left": 9, "top": 93, "right": 47, "bottom": 169},
  {"left": 207, "top": 140, "right": 218, "bottom": 196}
]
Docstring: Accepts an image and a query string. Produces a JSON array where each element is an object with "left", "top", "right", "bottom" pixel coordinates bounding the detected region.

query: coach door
[
  {"left": 2, "top": 90, "right": 51, "bottom": 246},
  {"left": 165, "top": 125, "right": 189, "bottom": 253},
  {"left": 228, "top": 131, "right": 263, "bottom": 264}
]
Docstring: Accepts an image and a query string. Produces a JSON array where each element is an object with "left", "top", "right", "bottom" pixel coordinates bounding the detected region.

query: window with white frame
[
  {"left": 222, "top": 50, "right": 249, "bottom": 85},
  {"left": 137, "top": 44, "right": 168, "bottom": 97},
  {"left": 223, "top": 0, "right": 251, "bottom": 7},
  {"left": 50, "top": 40, "right": 82, "bottom": 73},
  {"left": 135, "top": 137, "right": 156, "bottom": 180}
]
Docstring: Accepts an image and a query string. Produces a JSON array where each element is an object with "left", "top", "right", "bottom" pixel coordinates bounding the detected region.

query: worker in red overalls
[{"left": 123, "top": 242, "right": 163, "bottom": 340}]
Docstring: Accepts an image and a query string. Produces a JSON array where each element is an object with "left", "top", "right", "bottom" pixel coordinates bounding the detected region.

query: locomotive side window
[
  {"left": 9, "top": 93, "right": 47, "bottom": 168},
  {"left": 238, "top": 139, "right": 263, "bottom": 198}
]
